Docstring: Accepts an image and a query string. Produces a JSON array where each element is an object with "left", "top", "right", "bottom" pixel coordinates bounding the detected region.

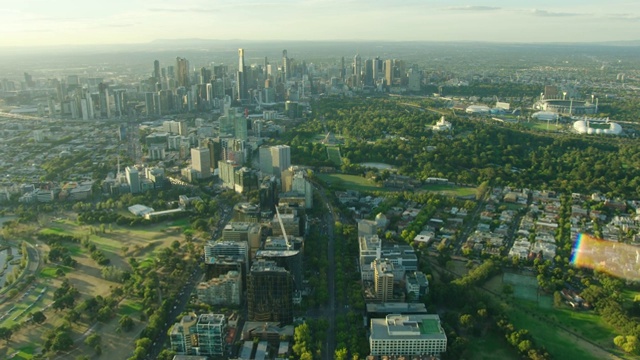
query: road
[
  {"left": 144, "top": 206, "right": 232, "bottom": 360},
  {"left": 311, "top": 182, "right": 338, "bottom": 360}
]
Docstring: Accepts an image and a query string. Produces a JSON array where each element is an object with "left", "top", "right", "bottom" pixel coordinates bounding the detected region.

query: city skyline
[{"left": 1, "top": 0, "right": 640, "bottom": 47}]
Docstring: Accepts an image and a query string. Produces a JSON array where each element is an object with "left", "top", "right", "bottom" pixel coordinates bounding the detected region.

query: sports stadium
[{"left": 533, "top": 99, "right": 597, "bottom": 115}]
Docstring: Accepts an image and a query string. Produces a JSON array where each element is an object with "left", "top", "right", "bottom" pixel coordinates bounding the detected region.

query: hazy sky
[{"left": 1, "top": 0, "right": 640, "bottom": 47}]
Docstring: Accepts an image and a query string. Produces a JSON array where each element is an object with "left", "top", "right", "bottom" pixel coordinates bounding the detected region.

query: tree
[
  {"left": 553, "top": 291, "right": 563, "bottom": 308},
  {"left": 335, "top": 348, "right": 348, "bottom": 360},
  {"left": 119, "top": 315, "right": 134, "bottom": 332},
  {"left": 459, "top": 314, "right": 474, "bottom": 329},
  {"left": 0, "top": 326, "right": 12, "bottom": 344},
  {"left": 51, "top": 330, "right": 73, "bottom": 351},
  {"left": 32, "top": 311, "right": 46, "bottom": 324},
  {"left": 85, "top": 333, "right": 101, "bottom": 348}
]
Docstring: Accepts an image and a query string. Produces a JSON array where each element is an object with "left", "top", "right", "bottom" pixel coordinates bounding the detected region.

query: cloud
[
  {"left": 606, "top": 13, "right": 640, "bottom": 22},
  {"left": 148, "top": 7, "right": 219, "bottom": 13},
  {"left": 445, "top": 6, "right": 501, "bottom": 11},
  {"left": 529, "top": 9, "right": 584, "bottom": 17}
]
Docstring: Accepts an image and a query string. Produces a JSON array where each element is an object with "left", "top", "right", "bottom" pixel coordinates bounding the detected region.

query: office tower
[
  {"left": 23, "top": 72, "right": 34, "bottom": 88},
  {"left": 237, "top": 49, "right": 247, "bottom": 102},
  {"left": 205, "top": 240, "right": 249, "bottom": 268},
  {"left": 234, "top": 167, "right": 259, "bottom": 194},
  {"left": 353, "top": 54, "right": 362, "bottom": 87},
  {"left": 153, "top": 60, "right": 161, "bottom": 82},
  {"left": 369, "top": 314, "right": 447, "bottom": 356},
  {"left": 234, "top": 113, "right": 247, "bottom": 140},
  {"left": 98, "top": 83, "right": 111, "bottom": 119},
  {"left": 170, "top": 313, "right": 227, "bottom": 357},
  {"left": 191, "top": 147, "right": 211, "bottom": 179},
  {"left": 125, "top": 166, "right": 140, "bottom": 194},
  {"left": 113, "top": 89, "right": 125, "bottom": 117},
  {"left": 247, "top": 260, "right": 294, "bottom": 324},
  {"left": 176, "top": 57, "right": 190, "bottom": 88},
  {"left": 385, "top": 59, "right": 394, "bottom": 87},
  {"left": 373, "top": 56, "right": 383, "bottom": 80},
  {"left": 200, "top": 67, "right": 212, "bottom": 84},
  {"left": 270, "top": 145, "right": 291, "bottom": 178},
  {"left": 364, "top": 59, "right": 374, "bottom": 86},
  {"left": 144, "top": 92, "right": 155, "bottom": 116},
  {"left": 264, "top": 57, "right": 268, "bottom": 77},
  {"left": 292, "top": 171, "right": 313, "bottom": 208},
  {"left": 340, "top": 56, "right": 346, "bottom": 81},
  {"left": 219, "top": 160, "right": 241, "bottom": 189},
  {"left": 282, "top": 50, "right": 289, "bottom": 82},
  {"left": 256, "top": 247, "right": 302, "bottom": 291},
  {"left": 259, "top": 146, "right": 273, "bottom": 175},
  {"left": 408, "top": 68, "right": 421, "bottom": 92}
]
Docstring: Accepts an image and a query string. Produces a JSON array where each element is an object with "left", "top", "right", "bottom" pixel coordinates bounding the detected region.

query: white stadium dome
[
  {"left": 573, "top": 120, "right": 622, "bottom": 135},
  {"left": 465, "top": 105, "right": 491, "bottom": 115}
]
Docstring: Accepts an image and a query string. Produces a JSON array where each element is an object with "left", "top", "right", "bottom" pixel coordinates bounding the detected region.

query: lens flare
[{"left": 571, "top": 233, "right": 640, "bottom": 280}]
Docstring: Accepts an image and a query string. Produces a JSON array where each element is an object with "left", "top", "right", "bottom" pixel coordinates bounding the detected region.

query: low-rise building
[{"left": 369, "top": 314, "right": 447, "bottom": 356}]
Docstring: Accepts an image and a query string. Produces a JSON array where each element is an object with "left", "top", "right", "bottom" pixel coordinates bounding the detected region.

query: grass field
[
  {"left": 521, "top": 121, "right": 563, "bottom": 132},
  {"left": 522, "top": 301, "right": 618, "bottom": 346},
  {"left": 316, "top": 173, "right": 386, "bottom": 192},
  {"left": 422, "top": 183, "right": 477, "bottom": 197},
  {"left": 326, "top": 146, "right": 342, "bottom": 166},
  {"left": 465, "top": 331, "right": 519, "bottom": 360},
  {"left": 484, "top": 274, "right": 619, "bottom": 359},
  {"left": 1, "top": 212, "right": 192, "bottom": 360},
  {"left": 119, "top": 299, "right": 144, "bottom": 316}
]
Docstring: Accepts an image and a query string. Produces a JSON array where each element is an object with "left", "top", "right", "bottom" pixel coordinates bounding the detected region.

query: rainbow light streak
[{"left": 571, "top": 233, "right": 640, "bottom": 280}]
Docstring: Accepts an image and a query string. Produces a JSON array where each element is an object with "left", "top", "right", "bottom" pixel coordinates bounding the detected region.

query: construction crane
[{"left": 274, "top": 206, "right": 292, "bottom": 250}]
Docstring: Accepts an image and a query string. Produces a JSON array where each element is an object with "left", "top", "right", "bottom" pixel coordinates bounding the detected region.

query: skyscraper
[
  {"left": 385, "top": 59, "right": 394, "bottom": 87},
  {"left": 353, "top": 54, "right": 362, "bottom": 87},
  {"left": 98, "top": 82, "right": 111, "bottom": 118},
  {"left": 237, "top": 49, "right": 247, "bottom": 103},
  {"left": 247, "top": 260, "right": 294, "bottom": 324},
  {"left": 282, "top": 50, "right": 289, "bottom": 83},
  {"left": 153, "top": 60, "right": 161, "bottom": 82},
  {"left": 176, "top": 57, "right": 190, "bottom": 88},
  {"left": 191, "top": 147, "right": 212, "bottom": 179},
  {"left": 270, "top": 145, "right": 291, "bottom": 178},
  {"left": 125, "top": 166, "right": 140, "bottom": 194}
]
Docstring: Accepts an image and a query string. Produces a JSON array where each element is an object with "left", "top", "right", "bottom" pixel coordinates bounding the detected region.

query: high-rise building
[
  {"left": 218, "top": 160, "right": 241, "bottom": 189},
  {"left": 282, "top": 50, "right": 289, "bottom": 83},
  {"left": 292, "top": 171, "right": 313, "bottom": 208},
  {"left": 270, "top": 145, "right": 291, "bottom": 178},
  {"left": 407, "top": 68, "right": 421, "bottom": 92},
  {"left": 369, "top": 314, "right": 447, "bottom": 356},
  {"left": 170, "top": 313, "right": 227, "bottom": 357},
  {"left": 247, "top": 260, "right": 294, "bottom": 324},
  {"left": 144, "top": 92, "right": 155, "bottom": 117},
  {"left": 364, "top": 59, "right": 374, "bottom": 86},
  {"left": 196, "top": 270, "right": 242, "bottom": 306},
  {"left": 353, "top": 54, "right": 362, "bottom": 87},
  {"left": 176, "top": 57, "right": 190, "bottom": 88},
  {"left": 373, "top": 259, "right": 395, "bottom": 302},
  {"left": 234, "top": 113, "right": 248, "bottom": 140},
  {"left": 191, "top": 147, "right": 211, "bottom": 179},
  {"left": 385, "top": 59, "right": 394, "bottom": 87},
  {"left": 125, "top": 166, "right": 140, "bottom": 194},
  {"left": 153, "top": 60, "right": 161, "bottom": 82},
  {"left": 237, "top": 49, "right": 247, "bottom": 102}
]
